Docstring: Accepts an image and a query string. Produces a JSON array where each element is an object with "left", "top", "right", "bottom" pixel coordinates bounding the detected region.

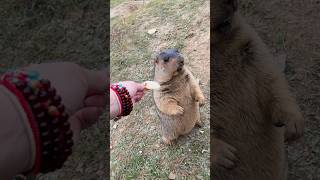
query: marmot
[
  {"left": 153, "top": 49, "right": 205, "bottom": 145},
  {"left": 212, "top": 0, "right": 305, "bottom": 179}
]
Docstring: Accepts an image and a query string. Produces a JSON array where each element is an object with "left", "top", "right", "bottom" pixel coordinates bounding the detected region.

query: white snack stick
[{"left": 143, "top": 81, "right": 160, "bottom": 90}]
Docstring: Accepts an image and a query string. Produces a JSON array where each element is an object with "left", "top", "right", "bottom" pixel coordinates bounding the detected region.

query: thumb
[
  {"left": 69, "top": 107, "right": 105, "bottom": 142},
  {"left": 84, "top": 68, "right": 108, "bottom": 96}
]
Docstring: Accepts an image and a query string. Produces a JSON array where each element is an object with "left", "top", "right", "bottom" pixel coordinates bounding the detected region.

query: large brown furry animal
[
  {"left": 153, "top": 49, "right": 205, "bottom": 145},
  {"left": 212, "top": 0, "right": 305, "bottom": 179}
]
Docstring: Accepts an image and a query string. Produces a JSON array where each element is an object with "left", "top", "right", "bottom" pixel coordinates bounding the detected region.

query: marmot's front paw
[
  {"left": 166, "top": 105, "right": 184, "bottom": 116},
  {"left": 212, "top": 139, "right": 238, "bottom": 169},
  {"left": 196, "top": 94, "right": 206, "bottom": 106},
  {"left": 285, "top": 115, "right": 304, "bottom": 143}
]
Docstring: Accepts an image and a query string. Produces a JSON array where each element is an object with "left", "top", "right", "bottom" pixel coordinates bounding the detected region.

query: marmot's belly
[{"left": 158, "top": 102, "right": 199, "bottom": 138}]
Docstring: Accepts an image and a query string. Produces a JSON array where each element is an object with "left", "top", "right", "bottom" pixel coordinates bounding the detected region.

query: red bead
[
  {"left": 40, "top": 79, "right": 51, "bottom": 89},
  {"left": 48, "top": 87, "right": 56, "bottom": 97}
]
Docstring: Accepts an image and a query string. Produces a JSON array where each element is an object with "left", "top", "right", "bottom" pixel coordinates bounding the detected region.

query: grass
[
  {"left": 111, "top": 0, "right": 127, "bottom": 8},
  {"left": 110, "top": 0, "right": 209, "bottom": 179}
]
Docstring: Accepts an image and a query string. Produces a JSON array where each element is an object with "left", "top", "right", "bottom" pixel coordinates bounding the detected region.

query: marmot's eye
[{"left": 163, "top": 58, "right": 170, "bottom": 62}]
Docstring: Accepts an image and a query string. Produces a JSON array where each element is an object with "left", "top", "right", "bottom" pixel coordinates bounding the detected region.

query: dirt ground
[
  {"left": 0, "top": 0, "right": 108, "bottom": 179},
  {"left": 240, "top": 0, "right": 320, "bottom": 179}
]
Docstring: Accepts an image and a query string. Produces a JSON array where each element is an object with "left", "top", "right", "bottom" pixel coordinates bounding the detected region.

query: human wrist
[
  {"left": 0, "top": 70, "right": 73, "bottom": 175},
  {"left": 0, "top": 85, "right": 34, "bottom": 178},
  {"left": 110, "top": 88, "right": 122, "bottom": 118},
  {"left": 110, "top": 84, "right": 133, "bottom": 117}
]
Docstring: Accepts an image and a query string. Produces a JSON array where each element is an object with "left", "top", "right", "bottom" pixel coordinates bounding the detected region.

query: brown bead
[
  {"left": 52, "top": 95, "right": 61, "bottom": 105},
  {"left": 36, "top": 112, "right": 46, "bottom": 119},
  {"left": 28, "top": 95, "right": 37, "bottom": 105},
  {"left": 30, "top": 80, "right": 41, "bottom": 89},
  {"left": 57, "top": 104, "right": 65, "bottom": 112},
  {"left": 48, "top": 106, "right": 60, "bottom": 117},
  {"left": 22, "top": 87, "right": 32, "bottom": 97},
  {"left": 39, "top": 90, "right": 49, "bottom": 102}
]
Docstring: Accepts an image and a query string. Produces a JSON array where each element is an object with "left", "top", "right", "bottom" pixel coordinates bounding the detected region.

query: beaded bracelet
[
  {"left": 0, "top": 70, "right": 73, "bottom": 174},
  {"left": 110, "top": 84, "right": 133, "bottom": 117}
]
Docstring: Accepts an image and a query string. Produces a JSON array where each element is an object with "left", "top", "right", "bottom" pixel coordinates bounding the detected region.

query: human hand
[
  {"left": 24, "top": 62, "right": 107, "bottom": 142},
  {"left": 114, "top": 81, "right": 145, "bottom": 103}
]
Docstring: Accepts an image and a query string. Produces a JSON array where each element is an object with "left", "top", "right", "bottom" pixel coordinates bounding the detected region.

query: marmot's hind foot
[
  {"left": 196, "top": 119, "right": 203, "bottom": 127},
  {"left": 161, "top": 136, "right": 175, "bottom": 146}
]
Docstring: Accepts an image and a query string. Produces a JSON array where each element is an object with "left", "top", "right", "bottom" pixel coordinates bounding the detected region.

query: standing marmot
[
  {"left": 153, "top": 49, "right": 205, "bottom": 145},
  {"left": 212, "top": 0, "right": 304, "bottom": 179}
]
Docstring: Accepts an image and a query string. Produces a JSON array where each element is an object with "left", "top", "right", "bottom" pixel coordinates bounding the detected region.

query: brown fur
[
  {"left": 212, "top": 0, "right": 304, "bottom": 179},
  {"left": 153, "top": 50, "right": 205, "bottom": 145}
]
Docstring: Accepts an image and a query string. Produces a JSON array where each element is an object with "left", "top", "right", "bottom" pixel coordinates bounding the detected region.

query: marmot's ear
[
  {"left": 212, "top": 0, "right": 238, "bottom": 31},
  {"left": 151, "top": 51, "right": 159, "bottom": 63},
  {"left": 228, "top": 0, "right": 238, "bottom": 12},
  {"left": 172, "top": 48, "right": 179, "bottom": 53}
]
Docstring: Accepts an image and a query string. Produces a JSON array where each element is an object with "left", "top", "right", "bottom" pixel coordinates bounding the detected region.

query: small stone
[
  {"left": 113, "top": 123, "right": 118, "bottom": 129},
  {"left": 147, "top": 28, "right": 157, "bottom": 35},
  {"left": 201, "top": 149, "right": 208, "bottom": 153},
  {"left": 169, "top": 172, "right": 176, "bottom": 179}
]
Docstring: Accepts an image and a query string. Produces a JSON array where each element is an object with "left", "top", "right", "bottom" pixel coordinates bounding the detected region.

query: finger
[
  {"left": 225, "top": 143, "right": 237, "bottom": 154},
  {"left": 69, "top": 107, "right": 105, "bottom": 142},
  {"left": 85, "top": 68, "right": 108, "bottom": 95},
  {"left": 84, "top": 95, "right": 107, "bottom": 107},
  {"left": 135, "top": 91, "right": 144, "bottom": 98},
  {"left": 132, "top": 96, "right": 142, "bottom": 103},
  {"left": 216, "top": 156, "right": 236, "bottom": 169},
  {"left": 136, "top": 83, "right": 145, "bottom": 92},
  {"left": 132, "top": 92, "right": 144, "bottom": 103},
  {"left": 223, "top": 148, "right": 237, "bottom": 162}
]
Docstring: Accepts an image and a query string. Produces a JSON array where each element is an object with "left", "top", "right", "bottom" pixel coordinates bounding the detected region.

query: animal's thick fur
[
  {"left": 153, "top": 49, "right": 205, "bottom": 144},
  {"left": 212, "top": 0, "right": 304, "bottom": 179}
]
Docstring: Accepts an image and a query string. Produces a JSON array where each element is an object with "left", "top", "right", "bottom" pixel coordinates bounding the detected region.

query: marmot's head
[
  {"left": 154, "top": 48, "right": 184, "bottom": 83},
  {"left": 212, "top": 0, "right": 239, "bottom": 44}
]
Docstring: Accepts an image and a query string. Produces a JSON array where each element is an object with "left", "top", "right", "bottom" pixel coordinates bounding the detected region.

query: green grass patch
[{"left": 111, "top": 0, "right": 127, "bottom": 8}]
